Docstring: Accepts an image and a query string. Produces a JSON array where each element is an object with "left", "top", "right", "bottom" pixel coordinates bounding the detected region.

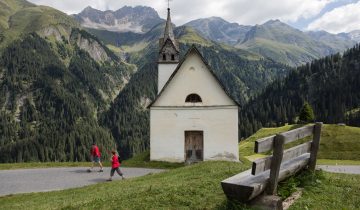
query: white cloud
[
  {"left": 307, "top": 1, "right": 360, "bottom": 33},
  {"left": 28, "top": 0, "right": 332, "bottom": 26},
  {"left": 220, "top": 0, "right": 333, "bottom": 25}
]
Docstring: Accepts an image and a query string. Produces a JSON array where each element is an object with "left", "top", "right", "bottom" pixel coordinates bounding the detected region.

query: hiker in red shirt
[
  {"left": 107, "top": 150, "right": 125, "bottom": 181},
  {"left": 88, "top": 142, "right": 103, "bottom": 172}
]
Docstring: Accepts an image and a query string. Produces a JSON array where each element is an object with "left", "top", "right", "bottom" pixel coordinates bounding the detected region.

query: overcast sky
[{"left": 27, "top": 0, "right": 360, "bottom": 33}]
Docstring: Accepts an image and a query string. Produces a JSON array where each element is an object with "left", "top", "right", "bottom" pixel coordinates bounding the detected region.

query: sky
[{"left": 27, "top": 0, "right": 360, "bottom": 33}]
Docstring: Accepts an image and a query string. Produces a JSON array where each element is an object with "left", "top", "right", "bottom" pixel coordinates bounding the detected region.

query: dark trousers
[{"left": 110, "top": 167, "right": 123, "bottom": 176}]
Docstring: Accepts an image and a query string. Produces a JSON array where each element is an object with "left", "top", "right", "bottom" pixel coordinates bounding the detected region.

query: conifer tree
[{"left": 299, "top": 102, "right": 315, "bottom": 123}]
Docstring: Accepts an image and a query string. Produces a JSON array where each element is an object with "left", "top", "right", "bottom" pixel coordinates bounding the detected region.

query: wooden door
[{"left": 185, "top": 131, "right": 203, "bottom": 163}]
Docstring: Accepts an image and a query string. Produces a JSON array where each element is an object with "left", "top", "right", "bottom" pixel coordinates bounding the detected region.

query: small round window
[{"left": 185, "top": 94, "right": 202, "bottom": 103}]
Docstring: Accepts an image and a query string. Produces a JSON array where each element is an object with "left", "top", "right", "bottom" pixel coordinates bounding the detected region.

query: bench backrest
[{"left": 252, "top": 122, "right": 322, "bottom": 195}]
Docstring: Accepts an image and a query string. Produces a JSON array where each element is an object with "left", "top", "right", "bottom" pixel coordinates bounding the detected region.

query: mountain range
[
  {"left": 74, "top": 6, "right": 359, "bottom": 67},
  {"left": 72, "top": 6, "right": 163, "bottom": 33}
]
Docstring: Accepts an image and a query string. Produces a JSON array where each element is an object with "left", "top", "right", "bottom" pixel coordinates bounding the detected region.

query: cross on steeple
[{"left": 167, "top": 0, "right": 172, "bottom": 9}]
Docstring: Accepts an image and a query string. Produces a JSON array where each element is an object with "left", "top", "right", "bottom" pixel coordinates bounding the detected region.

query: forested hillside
[
  {"left": 0, "top": 31, "right": 136, "bottom": 162},
  {"left": 0, "top": 0, "right": 137, "bottom": 162},
  {"left": 239, "top": 44, "right": 360, "bottom": 138}
]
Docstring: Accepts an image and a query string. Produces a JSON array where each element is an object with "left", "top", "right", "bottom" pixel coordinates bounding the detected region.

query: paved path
[
  {"left": 0, "top": 167, "right": 165, "bottom": 197},
  {"left": 317, "top": 165, "right": 360, "bottom": 174}
]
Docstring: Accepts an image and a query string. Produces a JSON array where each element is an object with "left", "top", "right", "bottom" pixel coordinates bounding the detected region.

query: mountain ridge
[{"left": 73, "top": 5, "right": 163, "bottom": 33}]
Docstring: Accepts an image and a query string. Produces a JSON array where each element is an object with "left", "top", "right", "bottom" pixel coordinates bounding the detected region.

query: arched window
[
  {"left": 162, "top": 54, "right": 166, "bottom": 61},
  {"left": 185, "top": 94, "right": 202, "bottom": 103},
  {"left": 171, "top": 54, "right": 175, "bottom": 61}
]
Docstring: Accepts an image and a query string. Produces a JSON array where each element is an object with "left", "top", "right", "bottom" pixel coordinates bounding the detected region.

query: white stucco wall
[
  {"left": 150, "top": 107, "right": 239, "bottom": 162},
  {"left": 150, "top": 49, "right": 239, "bottom": 163},
  {"left": 158, "top": 63, "right": 178, "bottom": 93},
  {"left": 153, "top": 51, "right": 236, "bottom": 106}
]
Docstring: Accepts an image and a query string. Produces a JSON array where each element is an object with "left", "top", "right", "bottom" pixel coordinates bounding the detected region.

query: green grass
[
  {"left": 0, "top": 162, "right": 92, "bottom": 170},
  {"left": 239, "top": 124, "right": 360, "bottom": 161},
  {"left": 277, "top": 169, "right": 360, "bottom": 210},
  {"left": 122, "top": 151, "right": 184, "bottom": 169},
  {"left": 0, "top": 161, "right": 249, "bottom": 210},
  {"left": 238, "top": 38, "right": 315, "bottom": 66},
  {"left": 178, "top": 26, "right": 213, "bottom": 46},
  {"left": 239, "top": 124, "right": 302, "bottom": 157},
  {"left": 318, "top": 125, "right": 360, "bottom": 160},
  {"left": 289, "top": 171, "right": 360, "bottom": 210}
]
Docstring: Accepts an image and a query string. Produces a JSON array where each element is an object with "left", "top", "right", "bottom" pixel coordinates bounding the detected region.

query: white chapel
[{"left": 149, "top": 8, "right": 239, "bottom": 163}]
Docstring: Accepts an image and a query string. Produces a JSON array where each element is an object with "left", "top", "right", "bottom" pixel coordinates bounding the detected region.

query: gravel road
[
  {"left": 317, "top": 165, "right": 360, "bottom": 174},
  {"left": 0, "top": 167, "right": 165, "bottom": 197}
]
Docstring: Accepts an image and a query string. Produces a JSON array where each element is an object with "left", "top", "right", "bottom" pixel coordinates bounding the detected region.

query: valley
[{"left": 0, "top": 0, "right": 359, "bottom": 163}]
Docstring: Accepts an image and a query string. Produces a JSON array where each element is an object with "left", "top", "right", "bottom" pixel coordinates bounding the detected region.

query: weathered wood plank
[
  {"left": 254, "top": 125, "right": 314, "bottom": 153},
  {"left": 252, "top": 142, "right": 312, "bottom": 175},
  {"left": 282, "top": 125, "right": 314, "bottom": 144},
  {"left": 249, "top": 195, "right": 283, "bottom": 210},
  {"left": 255, "top": 135, "right": 276, "bottom": 153},
  {"left": 221, "top": 153, "right": 310, "bottom": 202},
  {"left": 309, "top": 122, "right": 322, "bottom": 170},
  {"left": 252, "top": 157, "right": 272, "bottom": 175},
  {"left": 267, "top": 134, "right": 285, "bottom": 195}
]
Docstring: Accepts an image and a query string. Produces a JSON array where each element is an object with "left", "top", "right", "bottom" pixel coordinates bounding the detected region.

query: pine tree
[{"left": 299, "top": 102, "right": 315, "bottom": 123}]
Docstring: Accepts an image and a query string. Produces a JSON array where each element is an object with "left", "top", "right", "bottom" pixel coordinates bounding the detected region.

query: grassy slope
[
  {"left": 290, "top": 172, "right": 360, "bottom": 210},
  {"left": 240, "top": 38, "right": 317, "bottom": 66},
  {"left": 239, "top": 124, "right": 360, "bottom": 161},
  {"left": 0, "top": 0, "right": 33, "bottom": 30},
  {"left": 0, "top": 0, "right": 78, "bottom": 50},
  {"left": 239, "top": 124, "right": 301, "bottom": 157},
  {"left": 318, "top": 125, "right": 360, "bottom": 160},
  {"left": 0, "top": 161, "right": 249, "bottom": 210}
]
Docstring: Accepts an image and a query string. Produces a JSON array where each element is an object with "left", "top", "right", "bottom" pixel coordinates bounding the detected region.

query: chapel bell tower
[{"left": 157, "top": 7, "right": 179, "bottom": 93}]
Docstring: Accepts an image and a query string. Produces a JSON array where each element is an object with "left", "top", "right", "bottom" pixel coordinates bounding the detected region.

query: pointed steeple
[
  {"left": 164, "top": 8, "right": 175, "bottom": 43},
  {"left": 158, "top": 7, "right": 179, "bottom": 63}
]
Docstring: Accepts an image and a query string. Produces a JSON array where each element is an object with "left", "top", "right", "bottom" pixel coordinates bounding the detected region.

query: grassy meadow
[
  {"left": 289, "top": 171, "right": 360, "bottom": 210},
  {"left": 239, "top": 124, "right": 360, "bottom": 162}
]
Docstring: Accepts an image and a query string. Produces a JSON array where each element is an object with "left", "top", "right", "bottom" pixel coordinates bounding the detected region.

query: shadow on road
[{"left": 69, "top": 169, "right": 91, "bottom": 174}]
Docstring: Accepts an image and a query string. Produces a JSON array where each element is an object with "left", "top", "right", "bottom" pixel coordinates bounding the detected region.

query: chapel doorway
[{"left": 185, "top": 131, "right": 203, "bottom": 163}]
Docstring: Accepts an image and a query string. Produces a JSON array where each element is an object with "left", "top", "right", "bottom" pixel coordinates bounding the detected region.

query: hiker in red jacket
[
  {"left": 107, "top": 150, "right": 125, "bottom": 181},
  {"left": 88, "top": 142, "right": 103, "bottom": 172}
]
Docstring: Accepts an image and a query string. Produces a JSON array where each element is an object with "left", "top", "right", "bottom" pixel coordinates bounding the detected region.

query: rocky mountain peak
[{"left": 74, "top": 6, "right": 163, "bottom": 33}]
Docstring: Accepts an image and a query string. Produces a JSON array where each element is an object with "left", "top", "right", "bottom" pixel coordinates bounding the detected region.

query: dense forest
[
  {"left": 239, "top": 44, "right": 360, "bottom": 138},
  {"left": 0, "top": 32, "right": 133, "bottom": 162}
]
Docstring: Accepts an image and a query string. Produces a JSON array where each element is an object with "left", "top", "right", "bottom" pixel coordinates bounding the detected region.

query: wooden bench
[{"left": 221, "top": 123, "right": 322, "bottom": 204}]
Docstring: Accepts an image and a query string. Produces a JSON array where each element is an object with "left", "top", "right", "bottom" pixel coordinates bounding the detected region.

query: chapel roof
[{"left": 148, "top": 45, "right": 240, "bottom": 108}]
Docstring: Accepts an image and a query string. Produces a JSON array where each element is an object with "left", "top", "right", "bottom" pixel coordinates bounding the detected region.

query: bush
[{"left": 299, "top": 102, "right": 315, "bottom": 123}]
